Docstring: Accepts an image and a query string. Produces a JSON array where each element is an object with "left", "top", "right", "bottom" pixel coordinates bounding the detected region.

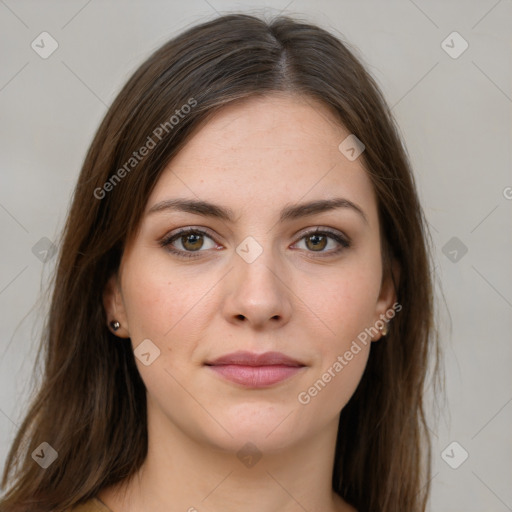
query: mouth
[{"left": 204, "top": 351, "right": 306, "bottom": 388}]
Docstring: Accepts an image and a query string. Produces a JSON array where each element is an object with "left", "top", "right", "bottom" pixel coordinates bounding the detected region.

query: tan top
[{"left": 69, "top": 497, "right": 113, "bottom": 512}]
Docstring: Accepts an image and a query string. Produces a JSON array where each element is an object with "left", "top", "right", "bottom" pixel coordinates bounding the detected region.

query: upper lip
[{"left": 205, "top": 351, "right": 305, "bottom": 367}]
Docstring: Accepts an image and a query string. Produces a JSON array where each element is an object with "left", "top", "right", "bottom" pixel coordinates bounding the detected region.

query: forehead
[{"left": 147, "top": 93, "right": 378, "bottom": 227}]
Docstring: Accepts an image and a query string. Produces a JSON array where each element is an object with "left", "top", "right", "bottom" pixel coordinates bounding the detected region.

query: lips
[
  {"left": 206, "top": 350, "right": 304, "bottom": 367},
  {"left": 205, "top": 351, "right": 306, "bottom": 388}
]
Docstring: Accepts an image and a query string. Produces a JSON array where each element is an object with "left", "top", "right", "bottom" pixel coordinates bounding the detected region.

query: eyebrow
[{"left": 147, "top": 197, "right": 368, "bottom": 225}]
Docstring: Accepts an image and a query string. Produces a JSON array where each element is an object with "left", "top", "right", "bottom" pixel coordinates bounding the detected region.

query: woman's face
[{"left": 105, "top": 93, "right": 397, "bottom": 453}]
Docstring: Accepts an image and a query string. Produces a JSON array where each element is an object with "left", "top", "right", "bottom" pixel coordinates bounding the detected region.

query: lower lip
[{"left": 208, "top": 364, "right": 303, "bottom": 387}]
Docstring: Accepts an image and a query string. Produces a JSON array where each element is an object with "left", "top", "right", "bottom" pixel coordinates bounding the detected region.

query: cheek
[
  {"left": 119, "top": 251, "right": 169, "bottom": 349},
  {"left": 298, "top": 278, "right": 374, "bottom": 415},
  {"left": 318, "top": 347, "right": 370, "bottom": 414},
  {"left": 304, "top": 264, "right": 381, "bottom": 344},
  {"left": 296, "top": 261, "right": 380, "bottom": 409},
  {"left": 122, "top": 271, "right": 170, "bottom": 340},
  {"left": 121, "top": 254, "right": 215, "bottom": 347}
]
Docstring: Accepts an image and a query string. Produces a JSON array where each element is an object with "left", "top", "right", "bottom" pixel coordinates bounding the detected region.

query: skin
[{"left": 100, "top": 93, "right": 399, "bottom": 512}]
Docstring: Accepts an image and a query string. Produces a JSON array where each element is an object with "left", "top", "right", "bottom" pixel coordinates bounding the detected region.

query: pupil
[
  {"left": 184, "top": 233, "right": 203, "bottom": 250},
  {"left": 308, "top": 234, "right": 326, "bottom": 251}
]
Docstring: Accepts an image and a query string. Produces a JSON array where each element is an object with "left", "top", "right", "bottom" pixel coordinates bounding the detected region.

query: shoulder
[{"left": 64, "top": 497, "right": 112, "bottom": 512}]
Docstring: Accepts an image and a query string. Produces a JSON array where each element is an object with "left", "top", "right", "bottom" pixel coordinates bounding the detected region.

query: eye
[
  {"left": 159, "top": 226, "right": 351, "bottom": 260},
  {"left": 293, "top": 228, "right": 350, "bottom": 256},
  {"left": 159, "top": 228, "right": 219, "bottom": 259}
]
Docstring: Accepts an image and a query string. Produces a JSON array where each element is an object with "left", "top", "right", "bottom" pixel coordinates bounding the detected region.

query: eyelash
[{"left": 159, "top": 227, "right": 351, "bottom": 260}]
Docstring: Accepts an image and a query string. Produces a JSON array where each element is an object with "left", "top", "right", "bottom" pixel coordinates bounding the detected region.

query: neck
[{"left": 99, "top": 402, "right": 353, "bottom": 512}]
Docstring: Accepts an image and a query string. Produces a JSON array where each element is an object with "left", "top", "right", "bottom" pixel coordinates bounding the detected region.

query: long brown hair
[{"left": 1, "top": 13, "right": 440, "bottom": 512}]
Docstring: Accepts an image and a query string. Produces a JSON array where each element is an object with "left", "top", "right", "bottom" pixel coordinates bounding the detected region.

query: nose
[{"left": 221, "top": 246, "right": 293, "bottom": 330}]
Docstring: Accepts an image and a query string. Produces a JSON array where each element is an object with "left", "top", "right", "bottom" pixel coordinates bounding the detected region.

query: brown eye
[
  {"left": 180, "top": 232, "right": 204, "bottom": 251},
  {"left": 160, "top": 228, "right": 218, "bottom": 259},
  {"left": 305, "top": 233, "right": 328, "bottom": 251},
  {"left": 294, "top": 229, "right": 350, "bottom": 256}
]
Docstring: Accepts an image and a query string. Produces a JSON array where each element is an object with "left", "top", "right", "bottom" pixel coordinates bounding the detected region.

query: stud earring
[
  {"left": 110, "top": 320, "right": 121, "bottom": 332},
  {"left": 380, "top": 321, "right": 389, "bottom": 337}
]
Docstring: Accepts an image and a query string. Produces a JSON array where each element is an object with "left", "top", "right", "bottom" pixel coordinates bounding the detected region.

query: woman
[{"left": 0, "top": 13, "right": 440, "bottom": 512}]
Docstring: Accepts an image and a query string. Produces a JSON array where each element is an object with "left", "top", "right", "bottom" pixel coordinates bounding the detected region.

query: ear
[
  {"left": 103, "top": 273, "right": 130, "bottom": 338},
  {"left": 372, "top": 258, "right": 400, "bottom": 342}
]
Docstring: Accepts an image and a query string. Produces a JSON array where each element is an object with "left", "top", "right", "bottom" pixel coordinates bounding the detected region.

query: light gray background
[{"left": 1, "top": 1, "right": 511, "bottom": 510}]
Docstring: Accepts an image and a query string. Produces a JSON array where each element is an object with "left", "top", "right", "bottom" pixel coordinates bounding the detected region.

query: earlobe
[{"left": 103, "top": 273, "right": 130, "bottom": 338}]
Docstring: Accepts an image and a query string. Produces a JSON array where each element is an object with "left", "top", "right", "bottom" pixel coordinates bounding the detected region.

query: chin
[{"left": 199, "top": 401, "right": 305, "bottom": 453}]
